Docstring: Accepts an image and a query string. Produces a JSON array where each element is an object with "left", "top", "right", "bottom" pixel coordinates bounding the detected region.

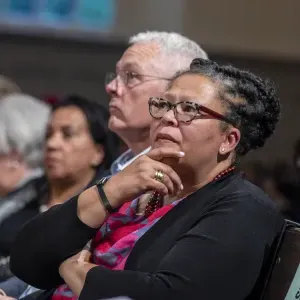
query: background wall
[
  {"left": 2, "top": 0, "right": 300, "bottom": 61},
  {"left": 183, "top": 0, "right": 300, "bottom": 61},
  {"left": 1, "top": 0, "right": 300, "bottom": 164}
]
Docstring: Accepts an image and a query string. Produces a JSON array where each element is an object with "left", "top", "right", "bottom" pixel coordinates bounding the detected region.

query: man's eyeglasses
[
  {"left": 105, "top": 70, "right": 170, "bottom": 88},
  {"left": 148, "top": 97, "right": 234, "bottom": 125}
]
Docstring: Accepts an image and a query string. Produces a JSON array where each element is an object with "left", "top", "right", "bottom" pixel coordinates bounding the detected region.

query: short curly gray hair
[
  {"left": 0, "top": 94, "right": 51, "bottom": 168},
  {"left": 129, "top": 31, "right": 208, "bottom": 74},
  {"left": 129, "top": 31, "right": 207, "bottom": 59}
]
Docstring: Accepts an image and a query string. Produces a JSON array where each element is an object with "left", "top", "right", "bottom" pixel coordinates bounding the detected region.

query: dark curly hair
[{"left": 170, "top": 58, "right": 280, "bottom": 156}]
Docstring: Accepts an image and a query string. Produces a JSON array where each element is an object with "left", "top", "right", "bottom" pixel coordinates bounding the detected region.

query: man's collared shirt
[{"left": 110, "top": 147, "right": 151, "bottom": 175}]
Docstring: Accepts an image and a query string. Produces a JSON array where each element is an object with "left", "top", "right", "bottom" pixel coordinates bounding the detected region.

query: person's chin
[
  {"left": 108, "top": 116, "right": 127, "bottom": 132},
  {"left": 46, "top": 169, "right": 65, "bottom": 181}
]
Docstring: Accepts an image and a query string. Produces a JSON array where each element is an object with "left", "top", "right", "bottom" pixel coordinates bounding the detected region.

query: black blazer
[{"left": 10, "top": 172, "right": 284, "bottom": 300}]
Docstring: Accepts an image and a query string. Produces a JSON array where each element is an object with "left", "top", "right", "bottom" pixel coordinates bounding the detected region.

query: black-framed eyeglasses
[
  {"left": 105, "top": 70, "right": 170, "bottom": 88},
  {"left": 148, "top": 97, "right": 235, "bottom": 125}
]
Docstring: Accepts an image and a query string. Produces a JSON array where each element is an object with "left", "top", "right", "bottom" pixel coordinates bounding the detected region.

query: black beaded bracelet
[{"left": 96, "top": 178, "right": 118, "bottom": 214}]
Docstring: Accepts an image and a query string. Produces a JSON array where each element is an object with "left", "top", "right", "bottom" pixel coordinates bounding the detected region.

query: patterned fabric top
[{"left": 52, "top": 197, "right": 182, "bottom": 300}]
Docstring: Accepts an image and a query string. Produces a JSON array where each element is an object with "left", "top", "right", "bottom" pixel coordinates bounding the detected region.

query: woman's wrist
[
  {"left": 77, "top": 187, "right": 109, "bottom": 228},
  {"left": 102, "top": 176, "right": 124, "bottom": 210},
  {"left": 77, "top": 175, "right": 124, "bottom": 228}
]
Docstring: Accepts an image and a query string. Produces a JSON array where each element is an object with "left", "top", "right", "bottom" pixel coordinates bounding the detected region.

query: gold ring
[{"left": 154, "top": 170, "right": 164, "bottom": 182}]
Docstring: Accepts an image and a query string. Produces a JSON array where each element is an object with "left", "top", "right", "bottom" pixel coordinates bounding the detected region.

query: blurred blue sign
[
  {"left": 9, "top": 0, "right": 37, "bottom": 15},
  {"left": 77, "top": 0, "right": 115, "bottom": 28},
  {"left": 0, "top": 0, "right": 115, "bottom": 31},
  {"left": 40, "top": 0, "right": 76, "bottom": 23},
  {"left": 44, "top": 0, "right": 75, "bottom": 18}
]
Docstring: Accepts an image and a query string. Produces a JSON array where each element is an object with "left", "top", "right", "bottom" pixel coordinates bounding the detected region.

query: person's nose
[
  {"left": 161, "top": 108, "right": 179, "bottom": 127},
  {"left": 45, "top": 132, "right": 63, "bottom": 151},
  {"left": 105, "top": 75, "right": 125, "bottom": 98}
]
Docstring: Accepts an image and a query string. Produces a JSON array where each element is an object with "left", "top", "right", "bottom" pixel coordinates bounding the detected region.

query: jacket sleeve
[
  {"left": 79, "top": 196, "right": 281, "bottom": 300},
  {"left": 10, "top": 196, "right": 97, "bottom": 289}
]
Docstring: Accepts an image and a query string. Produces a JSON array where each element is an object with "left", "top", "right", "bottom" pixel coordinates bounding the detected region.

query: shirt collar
[
  {"left": 110, "top": 147, "right": 151, "bottom": 175},
  {"left": 14, "top": 168, "right": 44, "bottom": 190}
]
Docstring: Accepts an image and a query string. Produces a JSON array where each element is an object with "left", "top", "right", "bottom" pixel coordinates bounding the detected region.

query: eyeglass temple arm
[{"left": 199, "top": 105, "right": 234, "bottom": 125}]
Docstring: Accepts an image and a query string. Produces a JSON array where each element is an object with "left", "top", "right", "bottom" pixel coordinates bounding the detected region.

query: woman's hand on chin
[
  {"left": 77, "top": 147, "right": 184, "bottom": 229},
  {"left": 105, "top": 147, "right": 184, "bottom": 206}
]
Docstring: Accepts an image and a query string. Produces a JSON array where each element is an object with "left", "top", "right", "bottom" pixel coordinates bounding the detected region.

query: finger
[
  {"left": 147, "top": 179, "right": 169, "bottom": 196},
  {"left": 83, "top": 240, "right": 92, "bottom": 251},
  {"left": 154, "top": 162, "right": 183, "bottom": 192},
  {"left": 77, "top": 250, "right": 91, "bottom": 263},
  {"left": 152, "top": 172, "right": 175, "bottom": 196},
  {"left": 147, "top": 147, "right": 185, "bottom": 161}
]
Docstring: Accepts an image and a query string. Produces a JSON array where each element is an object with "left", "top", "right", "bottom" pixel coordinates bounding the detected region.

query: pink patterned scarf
[{"left": 52, "top": 198, "right": 180, "bottom": 300}]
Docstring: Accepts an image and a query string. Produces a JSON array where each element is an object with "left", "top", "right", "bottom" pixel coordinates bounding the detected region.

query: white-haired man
[{"left": 105, "top": 31, "right": 208, "bottom": 174}]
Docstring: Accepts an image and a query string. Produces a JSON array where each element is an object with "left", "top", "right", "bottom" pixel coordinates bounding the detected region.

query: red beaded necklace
[{"left": 144, "top": 165, "right": 236, "bottom": 217}]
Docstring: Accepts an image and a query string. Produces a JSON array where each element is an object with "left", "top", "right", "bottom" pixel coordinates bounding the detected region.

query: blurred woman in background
[
  {"left": 0, "top": 94, "right": 119, "bottom": 297},
  {"left": 41, "top": 95, "right": 115, "bottom": 210},
  {"left": 0, "top": 94, "right": 51, "bottom": 262}
]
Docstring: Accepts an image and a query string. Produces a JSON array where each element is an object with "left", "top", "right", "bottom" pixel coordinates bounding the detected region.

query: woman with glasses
[{"left": 11, "top": 59, "right": 283, "bottom": 300}]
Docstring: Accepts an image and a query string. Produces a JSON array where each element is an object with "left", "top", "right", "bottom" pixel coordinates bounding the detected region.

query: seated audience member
[
  {"left": 0, "top": 94, "right": 51, "bottom": 280},
  {"left": 0, "top": 77, "right": 20, "bottom": 99},
  {"left": 0, "top": 95, "right": 117, "bottom": 296},
  {"left": 105, "top": 31, "right": 208, "bottom": 175},
  {"left": 40, "top": 94, "right": 117, "bottom": 210},
  {"left": 11, "top": 59, "right": 284, "bottom": 300}
]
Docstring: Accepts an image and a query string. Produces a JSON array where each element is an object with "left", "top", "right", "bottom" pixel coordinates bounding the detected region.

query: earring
[{"left": 221, "top": 148, "right": 226, "bottom": 153}]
